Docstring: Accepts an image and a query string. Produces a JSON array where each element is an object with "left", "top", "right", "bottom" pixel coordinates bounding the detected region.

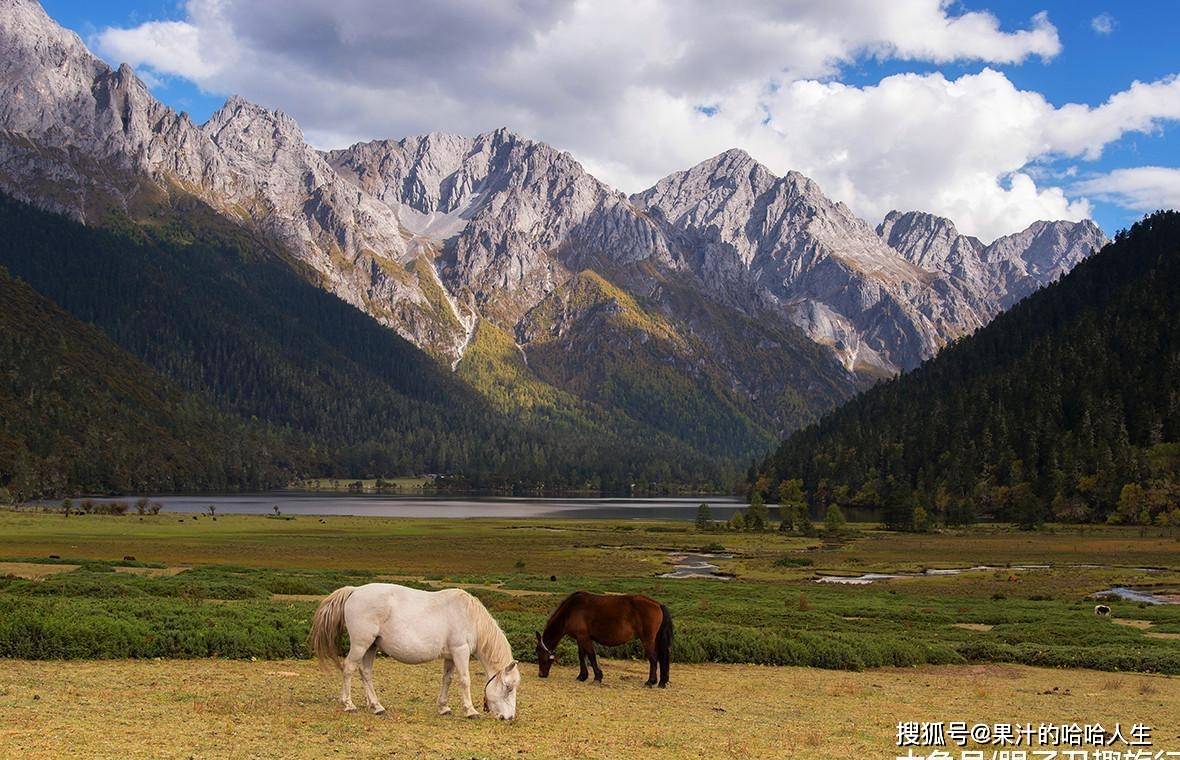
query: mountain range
[{"left": 0, "top": 0, "right": 1109, "bottom": 492}]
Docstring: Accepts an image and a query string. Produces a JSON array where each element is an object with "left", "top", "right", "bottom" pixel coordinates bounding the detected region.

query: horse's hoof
[
  {"left": 659, "top": 682, "right": 668, "bottom": 689},
  {"left": 372, "top": 706, "right": 386, "bottom": 716},
  {"left": 645, "top": 681, "right": 656, "bottom": 688},
  {"left": 342, "top": 705, "right": 358, "bottom": 713},
  {"left": 576, "top": 674, "right": 588, "bottom": 682},
  {"left": 438, "top": 706, "right": 452, "bottom": 716},
  {"left": 464, "top": 711, "right": 480, "bottom": 720}
]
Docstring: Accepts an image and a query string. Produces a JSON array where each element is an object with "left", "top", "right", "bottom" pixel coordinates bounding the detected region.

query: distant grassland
[{"left": 0, "top": 510, "right": 1178, "bottom": 674}]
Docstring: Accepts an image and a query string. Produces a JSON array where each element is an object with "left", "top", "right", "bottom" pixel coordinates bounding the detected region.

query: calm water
[{"left": 65, "top": 493, "right": 743, "bottom": 519}]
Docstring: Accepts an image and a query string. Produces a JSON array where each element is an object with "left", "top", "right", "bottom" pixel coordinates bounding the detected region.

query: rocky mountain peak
[
  {"left": 204, "top": 95, "right": 305, "bottom": 148},
  {"left": 1, "top": 0, "right": 126, "bottom": 148},
  {"left": 881, "top": 209, "right": 1108, "bottom": 312},
  {"left": 984, "top": 217, "right": 1106, "bottom": 284},
  {"left": 877, "top": 210, "right": 984, "bottom": 273},
  {"left": 879, "top": 209, "right": 962, "bottom": 242}
]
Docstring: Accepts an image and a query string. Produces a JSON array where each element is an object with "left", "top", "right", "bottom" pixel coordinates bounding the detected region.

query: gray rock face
[
  {"left": 327, "top": 130, "right": 671, "bottom": 327},
  {"left": 0, "top": 0, "right": 1109, "bottom": 385},
  {"left": 880, "top": 210, "right": 1107, "bottom": 313},
  {"left": 878, "top": 210, "right": 985, "bottom": 276},
  {"left": 632, "top": 150, "right": 988, "bottom": 372}
]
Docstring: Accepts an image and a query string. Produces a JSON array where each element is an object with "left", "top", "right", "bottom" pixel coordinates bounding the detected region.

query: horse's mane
[
  {"left": 460, "top": 591, "right": 514, "bottom": 672},
  {"left": 541, "top": 591, "right": 584, "bottom": 642}
]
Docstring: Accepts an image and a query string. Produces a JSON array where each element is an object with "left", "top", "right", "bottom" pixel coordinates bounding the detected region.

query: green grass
[{"left": 1, "top": 509, "right": 1178, "bottom": 672}]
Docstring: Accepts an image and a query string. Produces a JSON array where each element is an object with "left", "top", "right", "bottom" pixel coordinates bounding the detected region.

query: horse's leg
[
  {"left": 340, "top": 638, "right": 370, "bottom": 712},
  {"left": 437, "top": 658, "right": 455, "bottom": 716},
  {"left": 658, "top": 638, "right": 671, "bottom": 688},
  {"left": 451, "top": 646, "right": 479, "bottom": 718},
  {"left": 360, "top": 643, "right": 385, "bottom": 715},
  {"left": 586, "top": 645, "right": 604, "bottom": 683},
  {"left": 644, "top": 640, "right": 659, "bottom": 687},
  {"left": 576, "top": 642, "right": 589, "bottom": 681}
]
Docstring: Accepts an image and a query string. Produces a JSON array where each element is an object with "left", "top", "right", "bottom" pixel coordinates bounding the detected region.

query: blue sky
[
  {"left": 44, "top": 0, "right": 225, "bottom": 119},
  {"left": 41, "top": 0, "right": 1180, "bottom": 239},
  {"left": 834, "top": 1, "right": 1180, "bottom": 233}
]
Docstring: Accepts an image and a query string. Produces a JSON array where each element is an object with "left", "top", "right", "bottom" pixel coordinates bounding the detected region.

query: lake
[{"left": 64, "top": 493, "right": 744, "bottom": 520}]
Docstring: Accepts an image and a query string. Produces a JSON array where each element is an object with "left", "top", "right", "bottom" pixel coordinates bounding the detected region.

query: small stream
[
  {"left": 814, "top": 564, "right": 1052, "bottom": 584},
  {"left": 660, "top": 552, "right": 734, "bottom": 579},
  {"left": 1092, "top": 587, "right": 1180, "bottom": 605}
]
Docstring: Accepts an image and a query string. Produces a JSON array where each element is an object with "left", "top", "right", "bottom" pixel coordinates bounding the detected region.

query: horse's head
[
  {"left": 483, "top": 661, "right": 519, "bottom": 720},
  {"left": 534, "top": 630, "right": 557, "bottom": 677}
]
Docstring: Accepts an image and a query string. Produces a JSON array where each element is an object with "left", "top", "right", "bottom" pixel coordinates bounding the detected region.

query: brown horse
[{"left": 534, "top": 591, "right": 673, "bottom": 687}]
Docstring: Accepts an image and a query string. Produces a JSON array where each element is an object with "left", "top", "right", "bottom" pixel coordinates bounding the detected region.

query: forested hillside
[
  {"left": 0, "top": 265, "right": 294, "bottom": 497},
  {"left": 758, "top": 211, "right": 1180, "bottom": 528},
  {"left": 0, "top": 195, "right": 730, "bottom": 497}
]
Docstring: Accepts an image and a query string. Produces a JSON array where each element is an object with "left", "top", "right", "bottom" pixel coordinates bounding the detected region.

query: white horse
[{"left": 310, "top": 583, "right": 520, "bottom": 720}]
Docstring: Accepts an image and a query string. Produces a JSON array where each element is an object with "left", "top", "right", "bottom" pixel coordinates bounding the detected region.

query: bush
[
  {"left": 746, "top": 493, "right": 769, "bottom": 531},
  {"left": 695, "top": 503, "right": 713, "bottom": 531},
  {"left": 94, "top": 501, "right": 128, "bottom": 515},
  {"left": 823, "top": 505, "right": 847, "bottom": 533}
]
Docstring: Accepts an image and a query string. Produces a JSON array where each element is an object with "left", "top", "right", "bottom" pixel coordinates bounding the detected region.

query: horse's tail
[
  {"left": 657, "top": 603, "right": 674, "bottom": 652},
  {"left": 310, "top": 585, "right": 355, "bottom": 671}
]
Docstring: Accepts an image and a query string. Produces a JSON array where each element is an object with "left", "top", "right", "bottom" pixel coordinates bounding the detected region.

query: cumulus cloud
[
  {"left": 96, "top": 19, "right": 219, "bottom": 81},
  {"left": 1091, "top": 13, "right": 1116, "bottom": 35},
  {"left": 92, "top": 0, "right": 1180, "bottom": 240},
  {"left": 1073, "top": 167, "right": 1180, "bottom": 212}
]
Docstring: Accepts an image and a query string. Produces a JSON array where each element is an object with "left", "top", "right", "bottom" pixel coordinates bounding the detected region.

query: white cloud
[
  {"left": 91, "top": 1, "right": 1180, "bottom": 240},
  {"left": 1073, "top": 167, "right": 1180, "bottom": 212},
  {"left": 1091, "top": 12, "right": 1116, "bottom": 35},
  {"left": 95, "top": 19, "right": 218, "bottom": 81}
]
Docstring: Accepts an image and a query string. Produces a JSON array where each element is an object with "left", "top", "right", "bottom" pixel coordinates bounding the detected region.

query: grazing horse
[
  {"left": 310, "top": 584, "right": 520, "bottom": 720},
  {"left": 535, "top": 591, "right": 672, "bottom": 687}
]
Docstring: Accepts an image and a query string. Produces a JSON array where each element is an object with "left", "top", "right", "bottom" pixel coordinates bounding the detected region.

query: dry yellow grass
[
  {"left": 0, "top": 659, "right": 1176, "bottom": 759},
  {"left": 0, "top": 562, "right": 78, "bottom": 579}
]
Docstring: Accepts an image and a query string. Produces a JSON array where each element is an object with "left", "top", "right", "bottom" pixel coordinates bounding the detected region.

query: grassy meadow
[
  {"left": 3, "top": 658, "right": 1177, "bottom": 759},
  {"left": 0, "top": 507, "right": 1178, "bottom": 757}
]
